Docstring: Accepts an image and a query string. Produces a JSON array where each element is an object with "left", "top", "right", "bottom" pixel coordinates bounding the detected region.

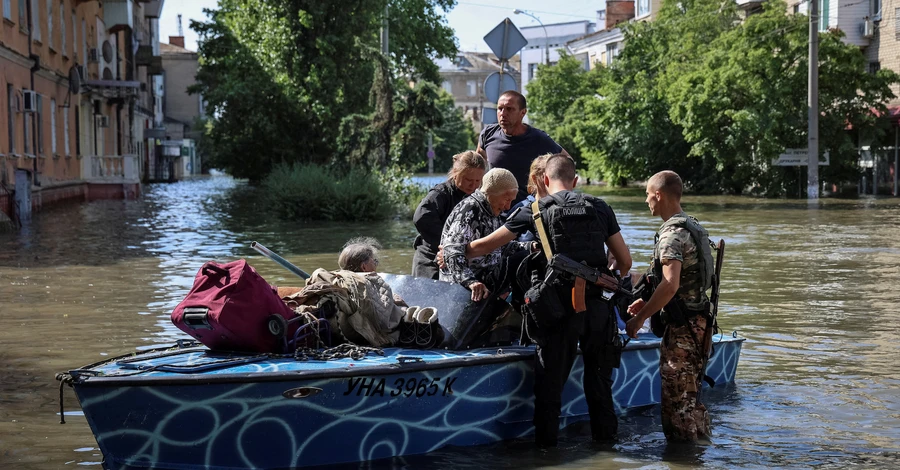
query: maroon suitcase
[{"left": 171, "top": 260, "right": 298, "bottom": 353}]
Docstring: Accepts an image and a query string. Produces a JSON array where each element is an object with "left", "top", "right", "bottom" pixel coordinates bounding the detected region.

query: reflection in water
[{"left": 0, "top": 176, "right": 898, "bottom": 469}]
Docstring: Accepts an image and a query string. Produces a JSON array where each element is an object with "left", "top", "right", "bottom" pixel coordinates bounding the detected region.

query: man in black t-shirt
[
  {"left": 465, "top": 155, "right": 632, "bottom": 447},
  {"left": 477, "top": 90, "right": 568, "bottom": 204}
]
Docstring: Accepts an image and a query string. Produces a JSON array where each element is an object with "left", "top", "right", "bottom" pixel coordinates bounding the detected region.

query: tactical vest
[
  {"left": 652, "top": 214, "right": 714, "bottom": 308},
  {"left": 539, "top": 192, "right": 609, "bottom": 271}
]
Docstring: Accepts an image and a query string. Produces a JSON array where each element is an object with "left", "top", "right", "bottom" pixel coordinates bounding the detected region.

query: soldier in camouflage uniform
[{"left": 625, "top": 170, "right": 713, "bottom": 442}]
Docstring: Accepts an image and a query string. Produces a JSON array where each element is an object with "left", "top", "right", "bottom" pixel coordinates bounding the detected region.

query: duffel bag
[{"left": 171, "top": 259, "right": 298, "bottom": 352}]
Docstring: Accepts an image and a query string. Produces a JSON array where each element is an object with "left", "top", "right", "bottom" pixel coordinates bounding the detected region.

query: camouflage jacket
[{"left": 653, "top": 212, "right": 711, "bottom": 308}]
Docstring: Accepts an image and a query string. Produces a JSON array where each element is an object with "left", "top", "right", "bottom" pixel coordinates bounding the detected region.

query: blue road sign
[
  {"left": 483, "top": 72, "right": 517, "bottom": 103},
  {"left": 483, "top": 18, "right": 527, "bottom": 62}
]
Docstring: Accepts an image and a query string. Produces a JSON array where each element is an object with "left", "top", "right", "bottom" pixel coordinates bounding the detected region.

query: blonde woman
[{"left": 412, "top": 151, "right": 487, "bottom": 280}]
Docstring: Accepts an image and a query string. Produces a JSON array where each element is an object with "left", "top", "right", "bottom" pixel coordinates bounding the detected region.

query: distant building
[
  {"left": 0, "top": 0, "right": 164, "bottom": 223},
  {"left": 437, "top": 52, "right": 520, "bottom": 134},
  {"left": 519, "top": 20, "right": 596, "bottom": 99},
  {"left": 159, "top": 36, "right": 202, "bottom": 180},
  {"left": 567, "top": 3, "right": 634, "bottom": 69}
]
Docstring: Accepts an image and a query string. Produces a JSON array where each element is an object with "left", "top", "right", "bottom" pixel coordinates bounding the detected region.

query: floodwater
[{"left": 1, "top": 176, "right": 898, "bottom": 469}]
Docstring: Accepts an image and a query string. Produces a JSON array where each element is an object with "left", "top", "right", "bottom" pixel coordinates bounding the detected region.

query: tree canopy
[
  {"left": 191, "top": 0, "right": 463, "bottom": 182},
  {"left": 527, "top": 0, "right": 899, "bottom": 195}
]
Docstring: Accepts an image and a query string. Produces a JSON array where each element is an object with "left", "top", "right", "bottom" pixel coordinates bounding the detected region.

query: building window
[
  {"left": 637, "top": 0, "right": 650, "bottom": 17},
  {"left": 81, "top": 18, "right": 86, "bottom": 63},
  {"left": 18, "top": 0, "right": 25, "bottom": 28},
  {"left": 36, "top": 94, "right": 43, "bottom": 154},
  {"left": 442, "top": 80, "right": 452, "bottom": 94},
  {"left": 606, "top": 43, "right": 620, "bottom": 65},
  {"left": 3, "top": 0, "right": 11, "bottom": 20},
  {"left": 50, "top": 99, "right": 57, "bottom": 153},
  {"left": 60, "top": 2, "right": 66, "bottom": 56},
  {"left": 529, "top": 63, "right": 537, "bottom": 81},
  {"left": 47, "top": 0, "right": 53, "bottom": 49},
  {"left": 466, "top": 80, "right": 476, "bottom": 96},
  {"left": 31, "top": 0, "right": 40, "bottom": 41},
  {"left": 819, "top": 0, "right": 829, "bottom": 31},
  {"left": 72, "top": 9, "right": 76, "bottom": 58},
  {"left": 63, "top": 104, "right": 69, "bottom": 155},
  {"left": 869, "top": 61, "right": 881, "bottom": 74},
  {"left": 873, "top": 0, "right": 883, "bottom": 18},
  {"left": 7, "top": 85, "right": 15, "bottom": 153},
  {"left": 793, "top": 3, "right": 800, "bottom": 14},
  {"left": 24, "top": 109, "right": 31, "bottom": 155}
]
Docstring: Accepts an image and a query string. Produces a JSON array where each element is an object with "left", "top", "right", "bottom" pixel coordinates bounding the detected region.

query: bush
[{"left": 263, "top": 163, "right": 425, "bottom": 221}]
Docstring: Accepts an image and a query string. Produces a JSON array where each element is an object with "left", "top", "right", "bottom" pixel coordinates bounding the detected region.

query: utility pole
[{"left": 808, "top": 0, "right": 819, "bottom": 199}]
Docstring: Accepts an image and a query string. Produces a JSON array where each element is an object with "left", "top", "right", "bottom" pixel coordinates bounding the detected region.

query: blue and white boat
[{"left": 58, "top": 274, "right": 744, "bottom": 470}]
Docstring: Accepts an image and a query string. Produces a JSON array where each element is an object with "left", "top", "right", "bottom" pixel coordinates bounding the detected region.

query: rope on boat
[{"left": 293, "top": 343, "right": 385, "bottom": 361}]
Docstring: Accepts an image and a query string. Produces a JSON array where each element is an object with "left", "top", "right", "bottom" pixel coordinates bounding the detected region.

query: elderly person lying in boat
[{"left": 439, "top": 168, "right": 529, "bottom": 302}]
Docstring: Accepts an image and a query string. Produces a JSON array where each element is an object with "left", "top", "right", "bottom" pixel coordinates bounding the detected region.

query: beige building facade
[{"left": 0, "top": 0, "right": 164, "bottom": 224}]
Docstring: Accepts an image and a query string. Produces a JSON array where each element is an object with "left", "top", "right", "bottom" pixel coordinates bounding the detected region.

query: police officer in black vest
[{"left": 466, "top": 154, "right": 632, "bottom": 446}]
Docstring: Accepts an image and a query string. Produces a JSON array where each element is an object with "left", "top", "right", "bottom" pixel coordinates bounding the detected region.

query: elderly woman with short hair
[
  {"left": 412, "top": 150, "right": 487, "bottom": 280},
  {"left": 439, "top": 168, "right": 528, "bottom": 302}
]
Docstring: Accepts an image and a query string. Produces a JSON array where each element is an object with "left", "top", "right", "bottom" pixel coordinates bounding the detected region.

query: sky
[{"left": 159, "top": 1, "right": 605, "bottom": 54}]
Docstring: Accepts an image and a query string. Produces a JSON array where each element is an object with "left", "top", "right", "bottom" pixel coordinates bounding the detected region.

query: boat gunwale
[{"left": 63, "top": 335, "right": 744, "bottom": 388}]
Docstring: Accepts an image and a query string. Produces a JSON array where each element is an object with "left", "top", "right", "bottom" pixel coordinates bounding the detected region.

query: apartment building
[
  {"left": 437, "top": 52, "right": 520, "bottom": 134},
  {"left": 0, "top": 0, "right": 164, "bottom": 223}
]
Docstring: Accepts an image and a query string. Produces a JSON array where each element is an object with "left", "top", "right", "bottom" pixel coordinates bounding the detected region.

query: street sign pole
[
  {"left": 482, "top": 18, "right": 527, "bottom": 125},
  {"left": 808, "top": 0, "right": 819, "bottom": 200}
]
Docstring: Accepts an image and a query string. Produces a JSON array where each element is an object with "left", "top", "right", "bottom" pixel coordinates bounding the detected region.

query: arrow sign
[{"left": 483, "top": 18, "right": 527, "bottom": 62}]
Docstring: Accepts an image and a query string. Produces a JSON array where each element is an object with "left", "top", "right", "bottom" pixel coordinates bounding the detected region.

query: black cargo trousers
[{"left": 533, "top": 292, "right": 617, "bottom": 447}]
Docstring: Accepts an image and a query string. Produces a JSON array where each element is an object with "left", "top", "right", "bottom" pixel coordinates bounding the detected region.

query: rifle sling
[{"left": 531, "top": 199, "right": 554, "bottom": 262}]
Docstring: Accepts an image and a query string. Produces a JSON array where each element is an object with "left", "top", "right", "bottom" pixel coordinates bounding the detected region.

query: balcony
[
  {"left": 144, "top": 0, "right": 165, "bottom": 18},
  {"left": 81, "top": 154, "right": 140, "bottom": 182},
  {"left": 103, "top": 0, "right": 134, "bottom": 33},
  {"left": 82, "top": 79, "right": 141, "bottom": 99}
]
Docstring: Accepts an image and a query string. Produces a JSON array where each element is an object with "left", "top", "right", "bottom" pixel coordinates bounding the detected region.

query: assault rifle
[{"left": 547, "top": 254, "right": 632, "bottom": 313}]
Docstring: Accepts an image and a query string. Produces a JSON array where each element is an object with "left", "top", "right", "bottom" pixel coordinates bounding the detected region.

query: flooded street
[{"left": 1, "top": 176, "right": 898, "bottom": 469}]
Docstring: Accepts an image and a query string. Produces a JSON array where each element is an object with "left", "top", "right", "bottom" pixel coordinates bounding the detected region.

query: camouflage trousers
[{"left": 660, "top": 314, "right": 711, "bottom": 442}]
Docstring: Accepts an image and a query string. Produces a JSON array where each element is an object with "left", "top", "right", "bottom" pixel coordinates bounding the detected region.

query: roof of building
[
  {"left": 160, "top": 42, "right": 197, "bottom": 55},
  {"left": 437, "top": 52, "right": 520, "bottom": 74}
]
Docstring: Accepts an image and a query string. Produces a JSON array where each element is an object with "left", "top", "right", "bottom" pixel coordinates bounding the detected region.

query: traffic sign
[
  {"left": 483, "top": 18, "right": 527, "bottom": 62},
  {"left": 772, "top": 148, "right": 830, "bottom": 166},
  {"left": 483, "top": 72, "right": 517, "bottom": 103},
  {"left": 482, "top": 107, "right": 498, "bottom": 124}
]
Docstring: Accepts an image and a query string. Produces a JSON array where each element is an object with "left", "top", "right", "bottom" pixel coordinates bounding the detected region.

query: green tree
[
  {"left": 525, "top": 53, "right": 605, "bottom": 171},
  {"left": 526, "top": 0, "right": 899, "bottom": 195},
  {"left": 191, "top": 0, "right": 458, "bottom": 182}
]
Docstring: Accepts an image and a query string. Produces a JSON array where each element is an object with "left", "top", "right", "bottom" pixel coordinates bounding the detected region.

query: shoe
[
  {"left": 414, "top": 307, "right": 437, "bottom": 324},
  {"left": 405, "top": 306, "right": 419, "bottom": 322},
  {"left": 398, "top": 307, "right": 420, "bottom": 347},
  {"left": 414, "top": 308, "right": 443, "bottom": 348}
]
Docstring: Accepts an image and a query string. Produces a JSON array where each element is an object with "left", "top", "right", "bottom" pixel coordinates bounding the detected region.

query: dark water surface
[{"left": 1, "top": 176, "right": 898, "bottom": 469}]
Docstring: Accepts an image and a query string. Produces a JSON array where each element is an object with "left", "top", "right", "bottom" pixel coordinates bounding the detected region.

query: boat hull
[{"left": 67, "top": 334, "right": 743, "bottom": 469}]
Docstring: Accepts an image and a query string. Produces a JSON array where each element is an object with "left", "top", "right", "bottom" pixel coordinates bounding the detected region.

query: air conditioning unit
[
  {"left": 96, "top": 115, "right": 110, "bottom": 128},
  {"left": 88, "top": 47, "right": 100, "bottom": 63},
  {"left": 21, "top": 90, "right": 38, "bottom": 113},
  {"left": 862, "top": 18, "right": 874, "bottom": 38}
]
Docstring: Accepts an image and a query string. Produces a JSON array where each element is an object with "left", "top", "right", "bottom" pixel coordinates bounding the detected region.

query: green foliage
[
  {"left": 431, "top": 92, "right": 477, "bottom": 172},
  {"left": 526, "top": 54, "right": 606, "bottom": 174},
  {"left": 192, "top": 0, "right": 458, "bottom": 183},
  {"left": 263, "top": 163, "right": 411, "bottom": 221},
  {"left": 525, "top": 0, "right": 900, "bottom": 196}
]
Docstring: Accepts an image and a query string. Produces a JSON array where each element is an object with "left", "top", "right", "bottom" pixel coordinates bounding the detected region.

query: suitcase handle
[
  {"left": 201, "top": 263, "right": 229, "bottom": 278},
  {"left": 183, "top": 307, "right": 212, "bottom": 330}
]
